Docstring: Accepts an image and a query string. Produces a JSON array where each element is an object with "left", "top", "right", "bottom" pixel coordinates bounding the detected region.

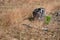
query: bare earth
[{"left": 0, "top": 0, "right": 60, "bottom": 40}]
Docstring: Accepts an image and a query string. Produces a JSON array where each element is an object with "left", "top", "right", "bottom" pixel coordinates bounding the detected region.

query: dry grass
[{"left": 0, "top": 0, "right": 60, "bottom": 40}]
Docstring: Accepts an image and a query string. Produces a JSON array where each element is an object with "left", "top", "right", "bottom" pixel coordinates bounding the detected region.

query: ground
[{"left": 0, "top": 0, "right": 60, "bottom": 40}]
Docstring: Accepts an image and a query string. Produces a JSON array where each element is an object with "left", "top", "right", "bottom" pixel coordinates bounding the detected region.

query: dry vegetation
[{"left": 0, "top": 0, "right": 60, "bottom": 40}]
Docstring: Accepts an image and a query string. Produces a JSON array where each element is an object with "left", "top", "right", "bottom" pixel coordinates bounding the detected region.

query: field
[{"left": 0, "top": 0, "right": 60, "bottom": 40}]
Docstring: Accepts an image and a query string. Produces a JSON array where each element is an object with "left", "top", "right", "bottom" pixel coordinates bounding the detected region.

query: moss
[{"left": 45, "top": 16, "right": 51, "bottom": 24}]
